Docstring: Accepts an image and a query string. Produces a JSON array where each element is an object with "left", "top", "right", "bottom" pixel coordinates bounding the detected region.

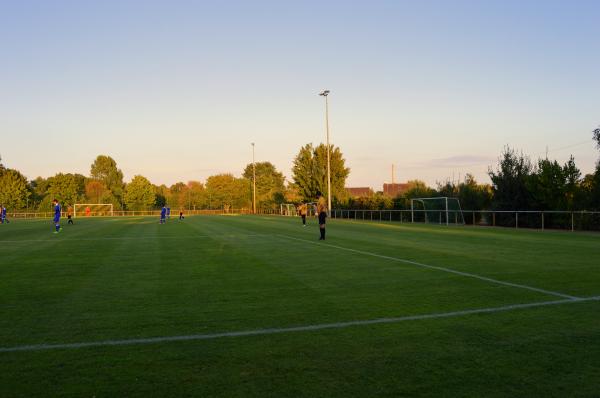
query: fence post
[
  {"left": 472, "top": 211, "right": 475, "bottom": 225},
  {"left": 493, "top": 212, "right": 496, "bottom": 226},
  {"left": 516, "top": 212, "right": 518, "bottom": 229},
  {"left": 571, "top": 212, "right": 574, "bottom": 232},
  {"left": 541, "top": 212, "right": 544, "bottom": 231},
  {"left": 389, "top": 211, "right": 392, "bottom": 222}
]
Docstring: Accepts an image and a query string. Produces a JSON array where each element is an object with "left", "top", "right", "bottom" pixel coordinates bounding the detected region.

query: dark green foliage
[
  {"left": 243, "top": 162, "right": 285, "bottom": 210},
  {"left": 90, "top": 155, "right": 124, "bottom": 204},
  {"left": 488, "top": 147, "right": 534, "bottom": 210},
  {"left": 292, "top": 143, "right": 350, "bottom": 202},
  {"left": 0, "top": 167, "right": 30, "bottom": 210},
  {"left": 205, "top": 174, "right": 251, "bottom": 210},
  {"left": 124, "top": 175, "right": 156, "bottom": 210}
]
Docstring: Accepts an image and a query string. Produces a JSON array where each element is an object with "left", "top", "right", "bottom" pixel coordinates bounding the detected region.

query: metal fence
[
  {"left": 330, "top": 209, "right": 600, "bottom": 232},
  {"left": 5, "top": 208, "right": 600, "bottom": 232}
]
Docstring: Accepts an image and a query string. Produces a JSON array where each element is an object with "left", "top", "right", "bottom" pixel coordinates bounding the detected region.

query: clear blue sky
[{"left": 1, "top": 0, "right": 599, "bottom": 189}]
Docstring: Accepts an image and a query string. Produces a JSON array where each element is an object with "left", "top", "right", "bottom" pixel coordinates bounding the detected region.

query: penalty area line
[
  {"left": 1, "top": 296, "right": 598, "bottom": 353},
  {"left": 277, "top": 234, "right": 580, "bottom": 300}
]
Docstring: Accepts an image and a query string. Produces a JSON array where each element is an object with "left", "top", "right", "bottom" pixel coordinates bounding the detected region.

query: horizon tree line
[{"left": 1, "top": 127, "right": 600, "bottom": 212}]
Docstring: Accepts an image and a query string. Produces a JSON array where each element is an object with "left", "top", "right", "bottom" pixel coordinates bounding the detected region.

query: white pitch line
[
  {"left": 278, "top": 235, "right": 580, "bottom": 300},
  {"left": 1, "top": 296, "right": 598, "bottom": 353}
]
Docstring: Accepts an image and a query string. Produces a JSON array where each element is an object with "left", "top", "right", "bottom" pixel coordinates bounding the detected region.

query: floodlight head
[{"left": 319, "top": 90, "right": 330, "bottom": 96}]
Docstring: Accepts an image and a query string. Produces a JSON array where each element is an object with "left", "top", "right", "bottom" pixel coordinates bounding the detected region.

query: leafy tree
[
  {"left": 45, "top": 173, "right": 87, "bottom": 207},
  {"left": 90, "top": 155, "right": 124, "bottom": 202},
  {"left": 403, "top": 180, "right": 435, "bottom": 199},
  {"left": 29, "top": 177, "right": 50, "bottom": 210},
  {"left": 436, "top": 180, "right": 458, "bottom": 198},
  {"left": 169, "top": 182, "right": 188, "bottom": 209},
  {"left": 85, "top": 180, "right": 111, "bottom": 203},
  {"left": 242, "top": 162, "right": 285, "bottom": 210},
  {"left": 529, "top": 158, "right": 566, "bottom": 210},
  {"left": 562, "top": 156, "right": 581, "bottom": 210},
  {"left": 205, "top": 174, "right": 251, "bottom": 210},
  {"left": 580, "top": 171, "right": 600, "bottom": 210},
  {"left": 124, "top": 175, "right": 155, "bottom": 210},
  {"left": 292, "top": 143, "right": 350, "bottom": 201},
  {"left": 292, "top": 144, "right": 317, "bottom": 200},
  {"left": 0, "top": 168, "right": 31, "bottom": 210},
  {"left": 488, "top": 147, "right": 533, "bottom": 210},
  {"left": 154, "top": 184, "right": 169, "bottom": 208},
  {"left": 434, "top": 175, "right": 492, "bottom": 211},
  {"left": 458, "top": 174, "right": 492, "bottom": 211},
  {"left": 347, "top": 192, "right": 392, "bottom": 210},
  {"left": 284, "top": 183, "right": 302, "bottom": 204},
  {"left": 187, "top": 181, "right": 207, "bottom": 209},
  {"left": 593, "top": 126, "right": 600, "bottom": 149}
]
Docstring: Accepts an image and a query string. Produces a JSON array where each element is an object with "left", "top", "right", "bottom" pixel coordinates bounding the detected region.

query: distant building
[
  {"left": 383, "top": 183, "right": 409, "bottom": 197},
  {"left": 345, "top": 187, "right": 374, "bottom": 198}
]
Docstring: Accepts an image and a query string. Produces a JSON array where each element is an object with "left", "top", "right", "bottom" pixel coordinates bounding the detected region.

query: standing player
[
  {"left": 299, "top": 202, "right": 308, "bottom": 226},
  {"left": 160, "top": 205, "right": 167, "bottom": 224},
  {"left": 1, "top": 205, "right": 7, "bottom": 224},
  {"left": 316, "top": 191, "right": 327, "bottom": 240},
  {"left": 179, "top": 210, "right": 184, "bottom": 220},
  {"left": 52, "top": 199, "right": 62, "bottom": 233},
  {"left": 167, "top": 206, "right": 171, "bottom": 219},
  {"left": 67, "top": 205, "right": 74, "bottom": 224}
]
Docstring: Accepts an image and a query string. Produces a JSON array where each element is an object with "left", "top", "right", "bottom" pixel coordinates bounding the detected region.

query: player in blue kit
[
  {"left": 1, "top": 205, "right": 7, "bottom": 224},
  {"left": 160, "top": 205, "right": 167, "bottom": 224},
  {"left": 52, "top": 199, "right": 62, "bottom": 233}
]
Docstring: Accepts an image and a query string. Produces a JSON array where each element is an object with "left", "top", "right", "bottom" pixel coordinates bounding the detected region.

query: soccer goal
[
  {"left": 280, "top": 203, "right": 298, "bottom": 216},
  {"left": 410, "top": 197, "right": 465, "bottom": 225},
  {"left": 74, "top": 203, "right": 114, "bottom": 217}
]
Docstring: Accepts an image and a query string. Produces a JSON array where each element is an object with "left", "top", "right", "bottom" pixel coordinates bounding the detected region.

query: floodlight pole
[
  {"left": 319, "top": 90, "right": 332, "bottom": 215},
  {"left": 252, "top": 143, "right": 256, "bottom": 214}
]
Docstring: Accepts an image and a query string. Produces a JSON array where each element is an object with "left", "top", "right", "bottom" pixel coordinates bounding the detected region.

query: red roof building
[{"left": 383, "top": 183, "right": 409, "bottom": 197}]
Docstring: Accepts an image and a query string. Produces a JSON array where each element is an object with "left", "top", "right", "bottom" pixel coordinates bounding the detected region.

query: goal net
[
  {"left": 74, "top": 203, "right": 114, "bottom": 217},
  {"left": 280, "top": 203, "right": 298, "bottom": 216},
  {"left": 410, "top": 197, "right": 465, "bottom": 225}
]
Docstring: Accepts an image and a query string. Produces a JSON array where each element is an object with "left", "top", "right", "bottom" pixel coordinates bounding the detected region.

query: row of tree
[
  {"left": 336, "top": 128, "right": 600, "bottom": 212},
  {"left": 2, "top": 129, "right": 600, "bottom": 212},
  {"left": 0, "top": 143, "right": 349, "bottom": 212}
]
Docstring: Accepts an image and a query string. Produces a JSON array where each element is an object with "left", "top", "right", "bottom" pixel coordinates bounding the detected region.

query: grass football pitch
[{"left": 1, "top": 215, "right": 599, "bottom": 397}]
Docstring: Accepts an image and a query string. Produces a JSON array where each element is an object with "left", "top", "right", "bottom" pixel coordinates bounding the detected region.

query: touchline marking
[
  {"left": 278, "top": 235, "right": 580, "bottom": 300},
  {"left": 1, "top": 296, "right": 598, "bottom": 353}
]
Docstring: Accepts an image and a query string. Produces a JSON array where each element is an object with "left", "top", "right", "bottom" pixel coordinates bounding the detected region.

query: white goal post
[
  {"left": 280, "top": 203, "right": 298, "bottom": 216},
  {"left": 410, "top": 197, "right": 465, "bottom": 225},
  {"left": 74, "top": 203, "right": 114, "bottom": 217}
]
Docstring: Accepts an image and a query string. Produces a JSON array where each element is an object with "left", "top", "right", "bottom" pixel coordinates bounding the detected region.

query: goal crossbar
[{"left": 410, "top": 197, "right": 465, "bottom": 225}]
